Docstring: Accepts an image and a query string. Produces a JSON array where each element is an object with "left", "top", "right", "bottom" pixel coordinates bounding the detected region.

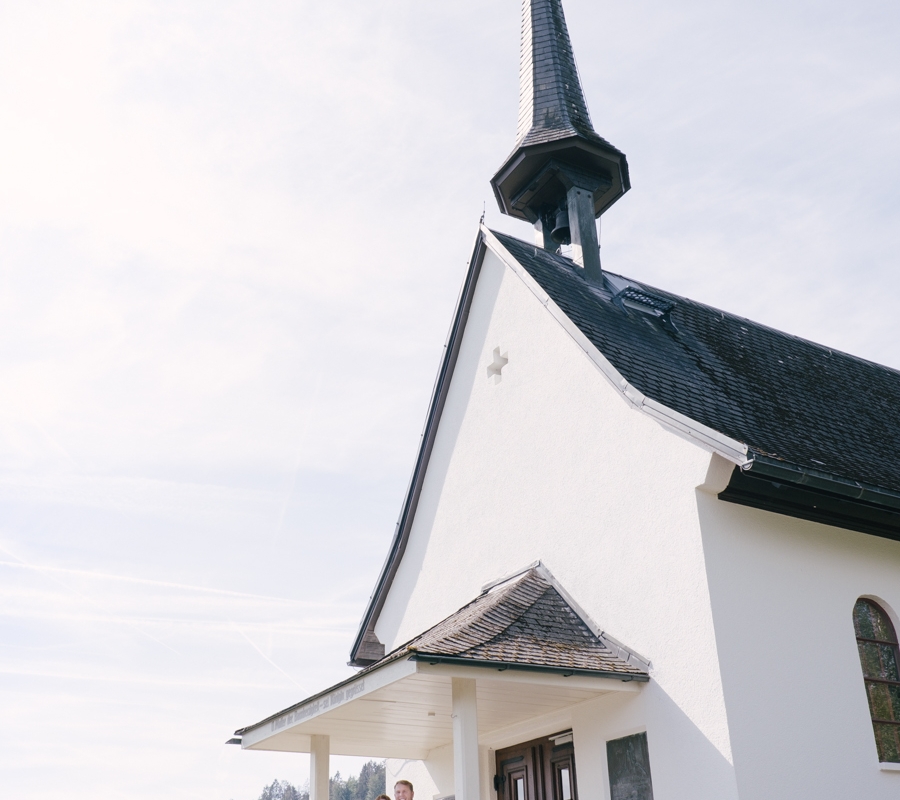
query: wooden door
[{"left": 495, "top": 733, "right": 577, "bottom": 800}]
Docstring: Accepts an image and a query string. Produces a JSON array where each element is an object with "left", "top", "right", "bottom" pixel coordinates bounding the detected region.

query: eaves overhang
[
  {"left": 234, "top": 653, "right": 643, "bottom": 758},
  {"left": 721, "top": 454, "right": 900, "bottom": 541},
  {"left": 406, "top": 652, "right": 648, "bottom": 682},
  {"left": 746, "top": 454, "right": 900, "bottom": 510},
  {"left": 490, "top": 135, "right": 631, "bottom": 222}
]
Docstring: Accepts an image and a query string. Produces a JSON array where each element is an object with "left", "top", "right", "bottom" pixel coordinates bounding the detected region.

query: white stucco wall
[
  {"left": 379, "top": 243, "right": 740, "bottom": 799},
  {"left": 699, "top": 477, "right": 900, "bottom": 798}
]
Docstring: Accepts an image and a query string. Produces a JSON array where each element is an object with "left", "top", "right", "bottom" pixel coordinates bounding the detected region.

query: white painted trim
[
  {"left": 481, "top": 561, "right": 541, "bottom": 594},
  {"left": 880, "top": 762, "right": 900, "bottom": 772},
  {"left": 242, "top": 654, "right": 641, "bottom": 750},
  {"left": 310, "top": 735, "right": 330, "bottom": 800},
  {"left": 452, "top": 678, "right": 480, "bottom": 800},
  {"left": 241, "top": 656, "right": 418, "bottom": 748},
  {"left": 479, "top": 706, "right": 578, "bottom": 750},
  {"left": 479, "top": 226, "right": 750, "bottom": 468},
  {"left": 532, "top": 563, "right": 652, "bottom": 671}
]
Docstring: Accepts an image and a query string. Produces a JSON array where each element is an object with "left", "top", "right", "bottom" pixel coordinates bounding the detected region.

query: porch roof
[
  {"left": 235, "top": 569, "right": 648, "bottom": 758},
  {"left": 389, "top": 568, "right": 647, "bottom": 677}
]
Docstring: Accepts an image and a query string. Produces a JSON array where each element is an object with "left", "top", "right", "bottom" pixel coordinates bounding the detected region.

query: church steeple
[
  {"left": 491, "top": 0, "right": 630, "bottom": 281},
  {"left": 514, "top": 0, "right": 595, "bottom": 147}
]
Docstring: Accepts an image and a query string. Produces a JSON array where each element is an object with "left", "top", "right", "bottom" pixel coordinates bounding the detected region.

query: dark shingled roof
[
  {"left": 516, "top": 0, "right": 620, "bottom": 153},
  {"left": 376, "top": 568, "right": 646, "bottom": 678},
  {"left": 492, "top": 230, "right": 900, "bottom": 496}
]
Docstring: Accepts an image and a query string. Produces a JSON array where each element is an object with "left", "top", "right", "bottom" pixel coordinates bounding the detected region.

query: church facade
[{"left": 232, "top": 2, "right": 900, "bottom": 799}]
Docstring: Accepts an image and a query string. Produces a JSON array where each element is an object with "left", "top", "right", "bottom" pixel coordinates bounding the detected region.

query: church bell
[{"left": 550, "top": 206, "right": 571, "bottom": 245}]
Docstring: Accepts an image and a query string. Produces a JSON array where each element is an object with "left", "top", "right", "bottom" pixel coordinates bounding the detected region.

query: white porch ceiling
[{"left": 241, "top": 658, "right": 641, "bottom": 759}]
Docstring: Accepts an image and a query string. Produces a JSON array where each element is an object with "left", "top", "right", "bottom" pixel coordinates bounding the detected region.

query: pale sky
[{"left": 1, "top": 1, "right": 899, "bottom": 798}]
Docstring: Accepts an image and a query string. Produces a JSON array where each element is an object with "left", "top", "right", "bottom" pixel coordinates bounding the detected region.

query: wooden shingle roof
[
  {"left": 515, "top": 0, "right": 613, "bottom": 151},
  {"left": 372, "top": 568, "right": 647, "bottom": 679}
]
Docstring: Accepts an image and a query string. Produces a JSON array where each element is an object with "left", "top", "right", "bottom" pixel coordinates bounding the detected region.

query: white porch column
[
  {"left": 452, "top": 678, "right": 480, "bottom": 800},
  {"left": 310, "top": 734, "right": 330, "bottom": 800}
]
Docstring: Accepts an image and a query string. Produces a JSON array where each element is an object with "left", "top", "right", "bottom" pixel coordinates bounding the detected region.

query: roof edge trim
[
  {"left": 234, "top": 655, "right": 397, "bottom": 737},
  {"left": 480, "top": 561, "right": 652, "bottom": 670},
  {"left": 745, "top": 455, "right": 900, "bottom": 512},
  {"left": 408, "top": 653, "right": 649, "bottom": 682},
  {"left": 530, "top": 562, "right": 653, "bottom": 672},
  {"left": 350, "top": 229, "right": 490, "bottom": 666},
  {"left": 236, "top": 655, "right": 419, "bottom": 743},
  {"left": 480, "top": 560, "right": 542, "bottom": 594},
  {"left": 479, "top": 226, "right": 750, "bottom": 467}
]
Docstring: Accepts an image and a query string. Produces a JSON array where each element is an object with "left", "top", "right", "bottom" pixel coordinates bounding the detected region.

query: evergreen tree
[
  {"left": 330, "top": 771, "right": 349, "bottom": 800},
  {"left": 259, "top": 760, "right": 383, "bottom": 800},
  {"left": 259, "top": 778, "right": 309, "bottom": 800},
  {"left": 358, "top": 760, "right": 386, "bottom": 800}
]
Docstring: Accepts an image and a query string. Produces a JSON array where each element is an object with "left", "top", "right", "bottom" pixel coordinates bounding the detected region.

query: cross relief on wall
[{"left": 486, "top": 347, "right": 509, "bottom": 384}]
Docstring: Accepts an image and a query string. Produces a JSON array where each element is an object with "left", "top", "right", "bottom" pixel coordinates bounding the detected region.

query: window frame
[{"left": 853, "top": 597, "right": 900, "bottom": 764}]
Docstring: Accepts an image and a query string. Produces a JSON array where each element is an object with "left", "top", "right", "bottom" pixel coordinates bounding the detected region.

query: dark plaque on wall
[{"left": 606, "top": 732, "right": 654, "bottom": 800}]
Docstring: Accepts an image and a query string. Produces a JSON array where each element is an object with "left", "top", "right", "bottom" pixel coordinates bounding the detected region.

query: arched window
[{"left": 853, "top": 599, "right": 900, "bottom": 763}]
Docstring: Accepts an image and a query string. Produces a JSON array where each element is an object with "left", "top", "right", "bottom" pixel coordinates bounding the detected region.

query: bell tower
[{"left": 490, "top": 0, "right": 630, "bottom": 282}]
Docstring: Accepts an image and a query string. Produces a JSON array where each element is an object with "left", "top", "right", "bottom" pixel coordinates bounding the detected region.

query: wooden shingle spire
[
  {"left": 492, "top": 0, "right": 630, "bottom": 280},
  {"left": 515, "top": 0, "right": 595, "bottom": 147}
]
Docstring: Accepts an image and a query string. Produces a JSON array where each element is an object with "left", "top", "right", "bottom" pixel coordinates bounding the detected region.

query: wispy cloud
[
  {"left": 232, "top": 625, "right": 309, "bottom": 692},
  {"left": 0, "top": 558, "right": 337, "bottom": 605}
]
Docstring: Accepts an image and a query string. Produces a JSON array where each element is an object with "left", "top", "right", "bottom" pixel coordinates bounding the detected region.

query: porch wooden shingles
[
  {"left": 383, "top": 568, "right": 646, "bottom": 677},
  {"left": 238, "top": 568, "right": 646, "bottom": 756}
]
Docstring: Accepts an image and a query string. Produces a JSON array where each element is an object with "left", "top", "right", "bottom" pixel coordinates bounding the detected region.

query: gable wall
[
  {"left": 376, "top": 244, "right": 739, "bottom": 799},
  {"left": 699, "top": 477, "right": 900, "bottom": 798}
]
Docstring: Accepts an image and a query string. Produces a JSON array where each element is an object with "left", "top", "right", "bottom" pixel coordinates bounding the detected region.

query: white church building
[{"left": 232, "top": 2, "right": 900, "bottom": 798}]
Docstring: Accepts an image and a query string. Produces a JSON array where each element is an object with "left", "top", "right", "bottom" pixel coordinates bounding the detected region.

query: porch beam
[
  {"left": 240, "top": 656, "right": 418, "bottom": 750},
  {"left": 416, "top": 662, "right": 644, "bottom": 692},
  {"left": 452, "top": 678, "right": 480, "bottom": 800},
  {"left": 310, "top": 734, "right": 330, "bottom": 800}
]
